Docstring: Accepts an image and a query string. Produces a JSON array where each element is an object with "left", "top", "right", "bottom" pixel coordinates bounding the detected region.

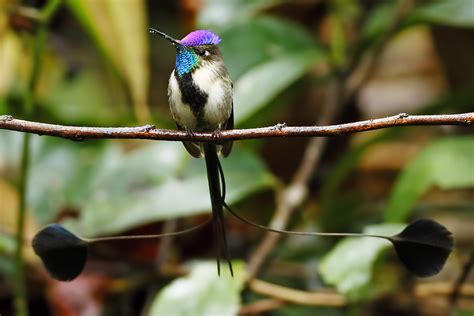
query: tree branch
[
  {"left": 248, "top": 279, "right": 347, "bottom": 307},
  {"left": 1, "top": 112, "right": 472, "bottom": 142}
]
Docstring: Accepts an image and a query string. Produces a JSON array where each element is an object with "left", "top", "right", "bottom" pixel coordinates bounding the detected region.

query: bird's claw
[
  {"left": 276, "top": 122, "right": 286, "bottom": 130},
  {"left": 211, "top": 130, "right": 220, "bottom": 142},
  {"left": 185, "top": 129, "right": 196, "bottom": 140}
]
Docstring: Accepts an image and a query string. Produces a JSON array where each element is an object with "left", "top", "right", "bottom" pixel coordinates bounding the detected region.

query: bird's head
[{"left": 149, "top": 28, "right": 223, "bottom": 77}]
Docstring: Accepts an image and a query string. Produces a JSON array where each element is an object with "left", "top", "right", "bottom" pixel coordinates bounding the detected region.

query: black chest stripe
[{"left": 175, "top": 71, "right": 208, "bottom": 118}]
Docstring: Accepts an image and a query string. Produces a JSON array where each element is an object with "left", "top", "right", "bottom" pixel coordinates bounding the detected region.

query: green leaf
[
  {"left": 48, "top": 70, "right": 129, "bottom": 125},
  {"left": 0, "top": 99, "right": 7, "bottom": 114},
  {"left": 66, "top": 0, "right": 150, "bottom": 121},
  {"left": 234, "top": 50, "right": 323, "bottom": 123},
  {"left": 0, "top": 235, "right": 15, "bottom": 257},
  {"left": 0, "top": 256, "right": 14, "bottom": 277},
  {"left": 66, "top": 143, "right": 276, "bottom": 236},
  {"left": 218, "top": 17, "right": 326, "bottom": 124},
  {"left": 197, "top": 0, "right": 284, "bottom": 31},
  {"left": 385, "top": 136, "right": 474, "bottom": 222},
  {"left": 410, "top": 0, "right": 474, "bottom": 28},
  {"left": 27, "top": 138, "right": 118, "bottom": 224},
  {"left": 454, "top": 310, "right": 474, "bottom": 316},
  {"left": 220, "top": 17, "right": 322, "bottom": 79},
  {"left": 319, "top": 223, "right": 405, "bottom": 301},
  {"left": 361, "top": 1, "right": 398, "bottom": 41},
  {"left": 149, "top": 261, "right": 245, "bottom": 316}
]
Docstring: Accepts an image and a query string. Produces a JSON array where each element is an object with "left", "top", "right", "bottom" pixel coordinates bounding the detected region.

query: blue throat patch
[{"left": 176, "top": 47, "right": 198, "bottom": 77}]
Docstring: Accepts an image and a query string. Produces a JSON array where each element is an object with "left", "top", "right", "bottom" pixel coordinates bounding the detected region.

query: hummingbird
[
  {"left": 143, "top": 28, "right": 456, "bottom": 280},
  {"left": 149, "top": 28, "right": 234, "bottom": 276}
]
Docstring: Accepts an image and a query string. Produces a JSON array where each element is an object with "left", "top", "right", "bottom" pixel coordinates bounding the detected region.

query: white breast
[
  {"left": 168, "top": 70, "right": 197, "bottom": 130},
  {"left": 193, "top": 65, "right": 233, "bottom": 130},
  {"left": 193, "top": 66, "right": 217, "bottom": 93},
  {"left": 168, "top": 65, "right": 233, "bottom": 132}
]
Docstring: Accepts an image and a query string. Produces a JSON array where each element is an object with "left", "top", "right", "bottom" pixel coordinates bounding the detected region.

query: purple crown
[{"left": 179, "top": 30, "right": 221, "bottom": 46}]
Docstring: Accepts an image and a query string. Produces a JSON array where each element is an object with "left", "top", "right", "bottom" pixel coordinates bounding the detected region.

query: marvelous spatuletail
[
  {"left": 149, "top": 28, "right": 234, "bottom": 276},
  {"left": 147, "top": 27, "right": 454, "bottom": 279},
  {"left": 31, "top": 28, "right": 454, "bottom": 282}
]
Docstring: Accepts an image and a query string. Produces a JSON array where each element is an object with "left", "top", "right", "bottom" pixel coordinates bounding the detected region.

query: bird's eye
[{"left": 198, "top": 49, "right": 210, "bottom": 57}]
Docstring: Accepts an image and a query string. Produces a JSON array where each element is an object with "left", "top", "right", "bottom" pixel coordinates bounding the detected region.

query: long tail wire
[{"left": 215, "top": 157, "right": 387, "bottom": 240}]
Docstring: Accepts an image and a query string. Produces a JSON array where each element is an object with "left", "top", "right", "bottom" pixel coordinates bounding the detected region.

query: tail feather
[{"left": 203, "top": 143, "right": 233, "bottom": 276}]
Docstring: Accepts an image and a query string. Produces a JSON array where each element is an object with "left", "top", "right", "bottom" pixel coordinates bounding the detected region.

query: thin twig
[
  {"left": 450, "top": 251, "right": 474, "bottom": 310},
  {"left": 238, "top": 299, "right": 286, "bottom": 315},
  {"left": 416, "top": 282, "right": 474, "bottom": 298},
  {"left": 0, "top": 112, "right": 472, "bottom": 141},
  {"left": 248, "top": 279, "right": 347, "bottom": 307}
]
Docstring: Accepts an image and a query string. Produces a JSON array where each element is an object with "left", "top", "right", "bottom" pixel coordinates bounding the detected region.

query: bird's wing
[
  {"left": 176, "top": 123, "right": 203, "bottom": 158},
  {"left": 221, "top": 103, "right": 234, "bottom": 158}
]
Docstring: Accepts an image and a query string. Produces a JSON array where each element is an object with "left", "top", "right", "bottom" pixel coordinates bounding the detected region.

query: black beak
[{"left": 148, "top": 28, "right": 181, "bottom": 46}]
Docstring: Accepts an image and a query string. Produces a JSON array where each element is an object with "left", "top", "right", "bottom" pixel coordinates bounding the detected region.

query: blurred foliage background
[{"left": 0, "top": 0, "right": 473, "bottom": 315}]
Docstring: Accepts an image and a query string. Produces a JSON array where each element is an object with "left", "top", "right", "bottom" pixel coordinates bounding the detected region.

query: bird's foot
[
  {"left": 185, "top": 129, "right": 196, "bottom": 140},
  {"left": 211, "top": 130, "right": 222, "bottom": 144}
]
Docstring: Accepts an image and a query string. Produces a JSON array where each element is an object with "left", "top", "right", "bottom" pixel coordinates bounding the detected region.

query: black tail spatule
[
  {"left": 391, "top": 218, "right": 454, "bottom": 277},
  {"left": 32, "top": 220, "right": 211, "bottom": 281},
  {"left": 32, "top": 224, "right": 88, "bottom": 281},
  {"left": 214, "top": 154, "right": 454, "bottom": 278},
  {"left": 225, "top": 201, "right": 454, "bottom": 278}
]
